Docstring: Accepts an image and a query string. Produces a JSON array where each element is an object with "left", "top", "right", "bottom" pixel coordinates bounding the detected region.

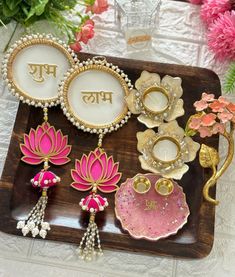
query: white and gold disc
[
  {"left": 2, "top": 34, "right": 77, "bottom": 107},
  {"left": 60, "top": 57, "right": 133, "bottom": 134}
]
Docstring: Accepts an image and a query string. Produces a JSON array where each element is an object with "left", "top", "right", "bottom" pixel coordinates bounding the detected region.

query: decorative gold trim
[
  {"left": 60, "top": 60, "right": 132, "bottom": 133},
  {"left": 141, "top": 86, "right": 169, "bottom": 114},
  {"left": 3, "top": 34, "right": 76, "bottom": 107}
]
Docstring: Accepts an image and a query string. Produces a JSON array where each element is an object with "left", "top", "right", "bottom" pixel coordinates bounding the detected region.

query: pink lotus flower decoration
[
  {"left": 20, "top": 122, "right": 71, "bottom": 165},
  {"left": 71, "top": 148, "right": 121, "bottom": 193}
]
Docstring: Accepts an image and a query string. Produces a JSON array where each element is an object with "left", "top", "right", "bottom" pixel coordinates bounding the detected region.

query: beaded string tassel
[
  {"left": 71, "top": 148, "right": 121, "bottom": 261},
  {"left": 16, "top": 109, "right": 71, "bottom": 238}
]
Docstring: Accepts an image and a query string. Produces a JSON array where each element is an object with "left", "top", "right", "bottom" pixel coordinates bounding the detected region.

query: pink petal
[
  {"left": 98, "top": 184, "right": 119, "bottom": 193},
  {"left": 54, "top": 130, "right": 63, "bottom": 152},
  {"left": 100, "top": 173, "right": 122, "bottom": 186},
  {"left": 71, "top": 169, "right": 89, "bottom": 185},
  {"left": 35, "top": 126, "right": 44, "bottom": 150},
  {"left": 21, "top": 157, "right": 43, "bottom": 165},
  {"left": 75, "top": 159, "right": 87, "bottom": 179},
  {"left": 39, "top": 132, "right": 53, "bottom": 155},
  {"left": 23, "top": 134, "right": 31, "bottom": 150},
  {"left": 71, "top": 182, "right": 92, "bottom": 191},
  {"left": 20, "top": 145, "right": 40, "bottom": 159},
  {"left": 107, "top": 162, "right": 119, "bottom": 180},
  {"left": 81, "top": 154, "right": 88, "bottom": 178},
  {"left": 42, "top": 122, "right": 50, "bottom": 130},
  {"left": 49, "top": 157, "right": 70, "bottom": 165},
  {"left": 47, "top": 126, "right": 56, "bottom": 151},
  {"left": 99, "top": 152, "right": 108, "bottom": 179},
  {"left": 87, "top": 152, "right": 96, "bottom": 172},
  {"left": 89, "top": 157, "right": 104, "bottom": 182},
  {"left": 29, "top": 129, "right": 36, "bottom": 150},
  {"left": 54, "top": 145, "right": 71, "bottom": 159},
  {"left": 57, "top": 135, "right": 68, "bottom": 153},
  {"left": 105, "top": 156, "right": 115, "bottom": 179}
]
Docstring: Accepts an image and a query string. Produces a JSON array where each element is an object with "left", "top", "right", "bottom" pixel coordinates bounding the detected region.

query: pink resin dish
[{"left": 115, "top": 173, "right": 190, "bottom": 241}]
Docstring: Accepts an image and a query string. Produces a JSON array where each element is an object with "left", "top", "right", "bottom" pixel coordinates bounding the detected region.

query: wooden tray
[{"left": 0, "top": 53, "right": 220, "bottom": 258}]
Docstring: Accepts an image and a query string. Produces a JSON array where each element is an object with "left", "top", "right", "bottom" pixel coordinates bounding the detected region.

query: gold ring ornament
[
  {"left": 125, "top": 70, "right": 185, "bottom": 128},
  {"left": 59, "top": 56, "right": 133, "bottom": 146},
  {"left": 2, "top": 33, "right": 77, "bottom": 107},
  {"left": 137, "top": 120, "right": 200, "bottom": 180}
]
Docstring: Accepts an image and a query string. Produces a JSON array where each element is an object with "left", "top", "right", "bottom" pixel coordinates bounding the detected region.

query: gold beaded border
[
  {"left": 59, "top": 58, "right": 133, "bottom": 134},
  {"left": 2, "top": 33, "right": 78, "bottom": 108}
]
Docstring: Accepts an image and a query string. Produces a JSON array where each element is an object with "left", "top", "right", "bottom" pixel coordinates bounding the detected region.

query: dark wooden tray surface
[{"left": 0, "top": 53, "right": 220, "bottom": 258}]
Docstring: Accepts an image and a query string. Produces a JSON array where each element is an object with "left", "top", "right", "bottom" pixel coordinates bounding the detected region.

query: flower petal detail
[
  {"left": 135, "top": 71, "right": 161, "bottom": 91},
  {"left": 137, "top": 129, "right": 155, "bottom": 153},
  {"left": 98, "top": 184, "right": 119, "bottom": 193},
  {"left": 21, "top": 157, "right": 44, "bottom": 165},
  {"left": 89, "top": 157, "right": 104, "bottom": 182},
  {"left": 161, "top": 75, "right": 183, "bottom": 98},
  {"left": 71, "top": 169, "right": 89, "bottom": 184},
  {"left": 159, "top": 120, "right": 185, "bottom": 139},
  {"left": 125, "top": 90, "right": 139, "bottom": 114},
  {"left": 49, "top": 157, "right": 71, "bottom": 165},
  {"left": 71, "top": 182, "right": 92, "bottom": 191},
  {"left": 137, "top": 114, "right": 161, "bottom": 128},
  {"left": 166, "top": 99, "right": 184, "bottom": 122}
]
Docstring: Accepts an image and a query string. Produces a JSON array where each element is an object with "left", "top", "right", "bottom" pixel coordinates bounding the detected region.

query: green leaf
[
  {"left": 26, "top": 0, "right": 49, "bottom": 21},
  {"left": 224, "top": 62, "right": 235, "bottom": 94},
  {"left": 2, "top": 1, "right": 19, "bottom": 17},
  {"left": 6, "top": 0, "right": 22, "bottom": 11}
]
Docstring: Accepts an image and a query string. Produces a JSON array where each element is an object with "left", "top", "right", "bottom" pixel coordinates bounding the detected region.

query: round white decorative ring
[{"left": 2, "top": 33, "right": 78, "bottom": 107}]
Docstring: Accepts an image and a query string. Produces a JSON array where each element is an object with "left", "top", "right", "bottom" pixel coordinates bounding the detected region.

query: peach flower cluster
[
  {"left": 70, "top": 0, "right": 109, "bottom": 52},
  {"left": 189, "top": 93, "right": 235, "bottom": 138}
]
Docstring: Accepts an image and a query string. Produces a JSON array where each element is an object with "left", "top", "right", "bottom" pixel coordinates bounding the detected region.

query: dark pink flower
[
  {"left": 201, "top": 0, "right": 231, "bottom": 26},
  {"left": 194, "top": 100, "right": 208, "bottom": 111},
  {"left": 77, "top": 21, "right": 95, "bottom": 44},
  {"left": 209, "top": 100, "right": 226, "bottom": 112},
  {"left": 201, "top": 113, "right": 216, "bottom": 126},
  {"left": 208, "top": 11, "right": 235, "bottom": 61},
  {"left": 31, "top": 170, "right": 60, "bottom": 189},
  {"left": 218, "top": 111, "right": 233, "bottom": 123},
  {"left": 201, "top": 92, "right": 215, "bottom": 102},
  {"left": 86, "top": 0, "right": 109, "bottom": 14},
  {"left": 20, "top": 122, "right": 71, "bottom": 165},
  {"left": 71, "top": 148, "right": 121, "bottom": 193},
  {"left": 198, "top": 126, "right": 213, "bottom": 138}
]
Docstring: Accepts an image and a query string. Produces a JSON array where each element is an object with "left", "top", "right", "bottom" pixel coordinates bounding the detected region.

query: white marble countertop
[{"left": 0, "top": 1, "right": 234, "bottom": 276}]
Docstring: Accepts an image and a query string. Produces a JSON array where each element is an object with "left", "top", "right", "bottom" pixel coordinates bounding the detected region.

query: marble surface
[{"left": 0, "top": 0, "right": 234, "bottom": 276}]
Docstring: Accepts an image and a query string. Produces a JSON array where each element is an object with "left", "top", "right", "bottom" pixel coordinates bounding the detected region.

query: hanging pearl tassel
[
  {"left": 77, "top": 213, "right": 103, "bottom": 261},
  {"left": 16, "top": 188, "right": 50, "bottom": 238}
]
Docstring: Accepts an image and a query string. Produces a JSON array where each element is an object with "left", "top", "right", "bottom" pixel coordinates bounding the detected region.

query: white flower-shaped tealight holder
[
  {"left": 137, "top": 120, "right": 200, "bottom": 180},
  {"left": 126, "top": 71, "right": 185, "bottom": 128}
]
